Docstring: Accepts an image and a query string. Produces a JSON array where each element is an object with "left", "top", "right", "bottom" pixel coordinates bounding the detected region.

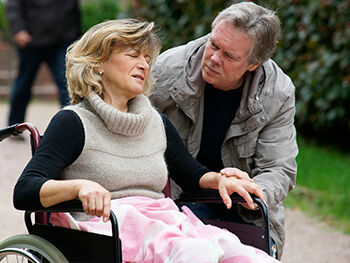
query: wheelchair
[{"left": 0, "top": 122, "right": 271, "bottom": 263}]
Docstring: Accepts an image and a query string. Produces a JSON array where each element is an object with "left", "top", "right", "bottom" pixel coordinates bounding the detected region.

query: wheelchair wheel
[{"left": 0, "top": 234, "right": 68, "bottom": 263}]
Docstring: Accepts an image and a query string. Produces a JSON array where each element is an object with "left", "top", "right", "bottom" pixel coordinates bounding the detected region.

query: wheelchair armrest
[
  {"left": 177, "top": 189, "right": 248, "bottom": 203},
  {"left": 177, "top": 189, "right": 266, "bottom": 208},
  {"left": 29, "top": 199, "right": 86, "bottom": 213},
  {"left": 24, "top": 199, "right": 120, "bottom": 262},
  {"left": 176, "top": 190, "right": 268, "bottom": 220},
  {"left": 175, "top": 189, "right": 270, "bottom": 252}
]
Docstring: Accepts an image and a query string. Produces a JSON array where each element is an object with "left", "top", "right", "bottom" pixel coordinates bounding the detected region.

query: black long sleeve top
[{"left": 13, "top": 110, "right": 210, "bottom": 210}]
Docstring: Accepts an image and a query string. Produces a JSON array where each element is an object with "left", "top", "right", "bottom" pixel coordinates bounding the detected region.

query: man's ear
[{"left": 247, "top": 62, "right": 261, "bottom": 72}]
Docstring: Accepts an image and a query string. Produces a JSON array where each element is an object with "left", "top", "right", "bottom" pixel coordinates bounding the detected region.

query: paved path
[{"left": 1, "top": 101, "right": 350, "bottom": 262}]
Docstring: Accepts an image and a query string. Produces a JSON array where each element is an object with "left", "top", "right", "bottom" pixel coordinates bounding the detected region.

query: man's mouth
[{"left": 205, "top": 64, "right": 219, "bottom": 75}]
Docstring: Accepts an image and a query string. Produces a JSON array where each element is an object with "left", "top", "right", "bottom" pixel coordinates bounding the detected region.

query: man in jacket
[
  {"left": 6, "top": 0, "right": 81, "bottom": 127},
  {"left": 150, "top": 2, "right": 298, "bottom": 259}
]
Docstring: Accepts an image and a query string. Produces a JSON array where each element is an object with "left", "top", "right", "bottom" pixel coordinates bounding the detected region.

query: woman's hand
[
  {"left": 40, "top": 179, "right": 111, "bottom": 222},
  {"left": 77, "top": 180, "right": 111, "bottom": 222},
  {"left": 217, "top": 175, "right": 264, "bottom": 210},
  {"left": 199, "top": 170, "right": 264, "bottom": 211}
]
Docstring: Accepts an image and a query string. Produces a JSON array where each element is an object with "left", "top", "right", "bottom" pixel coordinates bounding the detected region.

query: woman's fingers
[
  {"left": 234, "top": 184, "right": 255, "bottom": 209},
  {"left": 219, "top": 176, "right": 265, "bottom": 210},
  {"left": 242, "top": 181, "right": 265, "bottom": 202},
  {"left": 95, "top": 193, "right": 104, "bottom": 217},
  {"left": 218, "top": 181, "right": 232, "bottom": 209},
  {"left": 102, "top": 193, "right": 111, "bottom": 222},
  {"left": 78, "top": 180, "right": 111, "bottom": 220},
  {"left": 80, "top": 197, "right": 90, "bottom": 215}
]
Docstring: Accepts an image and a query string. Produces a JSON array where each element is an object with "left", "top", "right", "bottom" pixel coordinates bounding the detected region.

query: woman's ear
[{"left": 96, "top": 67, "right": 104, "bottom": 76}]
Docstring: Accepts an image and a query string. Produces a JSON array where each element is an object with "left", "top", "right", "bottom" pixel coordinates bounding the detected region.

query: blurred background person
[{"left": 5, "top": 0, "right": 81, "bottom": 130}]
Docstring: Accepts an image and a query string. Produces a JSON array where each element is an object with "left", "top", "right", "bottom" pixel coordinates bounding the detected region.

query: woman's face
[{"left": 101, "top": 48, "right": 151, "bottom": 100}]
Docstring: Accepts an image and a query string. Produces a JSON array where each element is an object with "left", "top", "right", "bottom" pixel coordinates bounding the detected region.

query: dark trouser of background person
[{"left": 8, "top": 42, "right": 71, "bottom": 126}]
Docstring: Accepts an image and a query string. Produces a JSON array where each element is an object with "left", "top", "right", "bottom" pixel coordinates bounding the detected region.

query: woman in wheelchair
[{"left": 13, "top": 19, "right": 279, "bottom": 262}]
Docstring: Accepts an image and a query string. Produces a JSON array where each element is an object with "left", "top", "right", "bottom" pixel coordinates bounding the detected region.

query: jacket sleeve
[
  {"left": 252, "top": 85, "right": 298, "bottom": 209},
  {"left": 6, "top": 0, "right": 26, "bottom": 35}
]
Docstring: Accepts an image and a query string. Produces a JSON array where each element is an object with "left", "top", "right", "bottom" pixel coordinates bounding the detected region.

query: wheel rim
[
  {"left": 0, "top": 235, "right": 68, "bottom": 263},
  {"left": 0, "top": 247, "right": 41, "bottom": 263}
]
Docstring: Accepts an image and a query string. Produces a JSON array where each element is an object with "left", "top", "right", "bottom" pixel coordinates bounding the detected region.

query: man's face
[{"left": 201, "top": 21, "right": 260, "bottom": 91}]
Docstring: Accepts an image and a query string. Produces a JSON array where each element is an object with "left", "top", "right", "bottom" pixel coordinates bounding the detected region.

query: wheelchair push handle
[{"left": 0, "top": 122, "right": 41, "bottom": 150}]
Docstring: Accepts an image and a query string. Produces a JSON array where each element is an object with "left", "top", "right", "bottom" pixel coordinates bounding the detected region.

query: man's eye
[
  {"left": 210, "top": 43, "right": 219, "bottom": 50},
  {"left": 226, "top": 54, "right": 234, "bottom": 60}
]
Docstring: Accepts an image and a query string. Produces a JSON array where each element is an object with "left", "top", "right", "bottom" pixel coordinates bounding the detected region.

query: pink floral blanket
[{"left": 50, "top": 196, "right": 280, "bottom": 263}]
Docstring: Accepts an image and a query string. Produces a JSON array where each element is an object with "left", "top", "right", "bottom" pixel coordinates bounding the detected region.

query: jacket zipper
[{"left": 169, "top": 91, "right": 195, "bottom": 124}]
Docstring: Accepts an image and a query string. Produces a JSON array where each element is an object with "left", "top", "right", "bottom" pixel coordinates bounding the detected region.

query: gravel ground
[{"left": 1, "top": 101, "right": 350, "bottom": 262}]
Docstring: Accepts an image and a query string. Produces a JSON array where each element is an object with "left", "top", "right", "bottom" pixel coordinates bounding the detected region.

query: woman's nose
[{"left": 138, "top": 57, "right": 150, "bottom": 71}]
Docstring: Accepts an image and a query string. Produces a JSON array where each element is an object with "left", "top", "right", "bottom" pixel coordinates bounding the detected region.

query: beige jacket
[{"left": 150, "top": 35, "right": 298, "bottom": 258}]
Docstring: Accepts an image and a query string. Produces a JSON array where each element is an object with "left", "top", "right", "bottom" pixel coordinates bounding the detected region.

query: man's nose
[{"left": 210, "top": 51, "right": 222, "bottom": 65}]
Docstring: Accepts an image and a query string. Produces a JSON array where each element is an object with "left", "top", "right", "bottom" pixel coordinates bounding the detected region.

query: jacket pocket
[{"left": 236, "top": 137, "right": 257, "bottom": 158}]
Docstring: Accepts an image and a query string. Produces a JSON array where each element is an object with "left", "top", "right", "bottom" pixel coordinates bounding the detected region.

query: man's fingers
[{"left": 220, "top": 168, "right": 253, "bottom": 182}]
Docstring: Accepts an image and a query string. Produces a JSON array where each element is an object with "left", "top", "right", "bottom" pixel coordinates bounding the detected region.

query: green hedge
[
  {"left": 129, "top": 0, "right": 350, "bottom": 145},
  {"left": 0, "top": 1, "right": 10, "bottom": 41},
  {"left": 263, "top": 0, "right": 350, "bottom": 145},
  {"left": 128, "top": 0, "right": 229, "bottom": 51},
  {"left": 80, "top": 0, "right": 120, "bottom": 33}
]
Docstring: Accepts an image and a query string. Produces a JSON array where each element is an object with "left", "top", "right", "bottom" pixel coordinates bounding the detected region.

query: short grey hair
[{"left": 212, "top": 2, "right": 280, "bottom": 65}]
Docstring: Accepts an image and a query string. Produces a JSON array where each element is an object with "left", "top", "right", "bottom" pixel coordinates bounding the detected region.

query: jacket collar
[{"left": 168, "top": 35, "right": 208, "bottom": 124}]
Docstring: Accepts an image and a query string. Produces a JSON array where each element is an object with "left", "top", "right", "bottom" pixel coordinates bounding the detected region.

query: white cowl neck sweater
[{"left": 60, "top": 91, "right": 168, "bottom": 200}]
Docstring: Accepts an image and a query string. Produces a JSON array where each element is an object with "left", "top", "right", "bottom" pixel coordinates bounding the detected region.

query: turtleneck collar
[{"left": 86, "top": 91, "right": 152, "bottom": 136}]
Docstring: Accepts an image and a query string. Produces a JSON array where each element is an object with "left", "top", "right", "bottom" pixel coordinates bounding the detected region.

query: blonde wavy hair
[{"left": 66, "top": 19, "right": 162, "bottom": 104}]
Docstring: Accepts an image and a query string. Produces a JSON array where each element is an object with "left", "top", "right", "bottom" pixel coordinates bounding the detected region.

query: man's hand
[
  {"left": 220, "top": 167, "right": 254, "bottom": 182},
  {"left": 13, "top": 30, "right": 32, "bottom": 48}
]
